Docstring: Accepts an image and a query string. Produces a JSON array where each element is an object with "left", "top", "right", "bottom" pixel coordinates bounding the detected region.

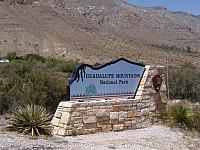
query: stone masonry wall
[{"left": 51, "top": 65, "right": 167, "bottom": 136}]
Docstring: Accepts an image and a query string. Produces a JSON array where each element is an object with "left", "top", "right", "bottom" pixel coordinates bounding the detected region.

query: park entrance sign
[{"left": 69, "top": 58, "right": 145, "bottom": 100}]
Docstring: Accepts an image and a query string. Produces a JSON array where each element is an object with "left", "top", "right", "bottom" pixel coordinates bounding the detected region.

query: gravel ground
[
  {"left": 0, "top": 115, "right": 200, "bottom": 150},
  {"left": 0, "top": 123, "right": 200, "bottom": 150}
]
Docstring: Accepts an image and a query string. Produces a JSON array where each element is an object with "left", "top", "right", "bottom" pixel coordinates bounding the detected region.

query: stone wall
[{"left": 51, "top": 65, "right": 167, "bottom": 136}]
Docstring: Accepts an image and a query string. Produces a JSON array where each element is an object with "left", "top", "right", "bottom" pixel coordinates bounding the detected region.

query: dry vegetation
[{"left": 0, "top": 0, "right": 199, "bottom": 67}]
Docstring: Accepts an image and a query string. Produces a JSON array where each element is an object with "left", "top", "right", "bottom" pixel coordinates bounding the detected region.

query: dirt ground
[{"left": 0, "top": 115, "right": 200, "bottom": 150}]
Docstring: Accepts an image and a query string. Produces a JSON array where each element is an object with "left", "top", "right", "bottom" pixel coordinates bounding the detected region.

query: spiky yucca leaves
[
  {"left": 11, "top": 105, "right": 52, "bottom": 137},
  {"left": 167, "top": 104, "right": 188, "bottom": 126}
]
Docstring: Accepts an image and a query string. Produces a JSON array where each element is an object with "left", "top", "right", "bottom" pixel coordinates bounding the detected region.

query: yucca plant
[
  {"left": 167, "top": 104, "right": 188, "bottom": 126},
  {"left": 10, "top": 104, "right": 52, "bottom": 137}
]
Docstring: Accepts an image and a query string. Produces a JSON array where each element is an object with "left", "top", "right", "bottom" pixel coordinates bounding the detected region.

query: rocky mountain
[{"left": 0, "top": 0, "right": 200, "bottom": 66}]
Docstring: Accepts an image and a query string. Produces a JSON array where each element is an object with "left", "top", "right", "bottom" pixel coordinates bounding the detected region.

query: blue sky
[{"left": 125, "top": 0, "right": 200, "bottom": 15}]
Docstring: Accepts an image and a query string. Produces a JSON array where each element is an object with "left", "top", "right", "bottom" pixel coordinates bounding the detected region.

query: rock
[
  {"left": 127, "top": 111, "right": 135, "bottom": 118},
  {"left": 102, "top": 124, "right": 113, "bottom": 132},
  {"left": 96, "top": 109, "right": 110, "bottom": 117},
  {"left": 51, "top": 117, "right": 60, "bottom": 126},
  {"left": 110, "top": 112, "right": 118, "bottom": 120},
  {"left": 60, "top": 112, "right": 70, "bottom": 124},
  {"left": 141, "top": 108, "right": 150, "bottom": 116},
  {"left": 57, "top": 128, "right": 66, "bottom": 136},
  {"left": 83, "top": 116, "right": 97, "bottom": 124},
  {"left": 118, "top": 112, "right": 127, "bottom": 118},
  {"left": 113, "top": 124, "right": 124, "bottom": 131}
]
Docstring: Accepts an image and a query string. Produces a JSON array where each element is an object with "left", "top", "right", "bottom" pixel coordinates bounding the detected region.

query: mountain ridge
[{"left": 0, "top": 0, "right": 199, "bottom": 67}]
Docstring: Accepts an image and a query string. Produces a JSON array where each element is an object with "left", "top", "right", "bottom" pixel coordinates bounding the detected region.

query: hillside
[{"left": 0, "top": 0, "right": 200, "bottom": 66}]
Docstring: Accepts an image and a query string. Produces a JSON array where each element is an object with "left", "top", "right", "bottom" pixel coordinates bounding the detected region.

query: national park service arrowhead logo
[{"left": 152, "top": 75, "right": 163, "bottom": 92}]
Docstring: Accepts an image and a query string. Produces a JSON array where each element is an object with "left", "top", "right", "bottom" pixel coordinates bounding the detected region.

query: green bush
[
  {"left": 24, "top": 54, "right": 45, "bottom": 63},
  {"left": 5, "top": 52, "right": 17, "bottom": 61},
  {"left": 0, "top": 54, "right": 74, "bottom": 114},
  {"left": 10, "top": 104, "right": 52, "bottom": 137},
  {"left": 58, "top": 60, "right": 78, "bottom": 73},
  {"left": 1, "top": 69, "right": 67, "bottom": 113},
  {"left": 46, "top": 58, "right": 78, "bottom": 73},
  {"left": 169, "top": 63, "right": 200, "bottom": 102}
]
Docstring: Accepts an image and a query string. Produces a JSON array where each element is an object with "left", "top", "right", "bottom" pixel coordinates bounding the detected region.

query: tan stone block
[
  {"left": 134, "top": 95, "right": 141, "bottom": 100},
  {"left": 113, "top": 124, "right": 124, "bottom": 132},
  {"left": 71, "top": 112, "right": 81, "bottom": 117},
  {"left": 110, "top": 119, "right": 118, "bottom": 125},
  {"left": 83, "top": 116, "right": 97, "bottom": 124},
  {"left": 86, "top": 110, "right": 93, "bottom": 116},
  {"left": 110, "top": 112, "right": 118, "bottom": 120},
  {"left": 141, "top": 108, "right": 150, "bottom": 116},
  {"left": 51, "top": 117, "right": 60, "bottom": 126},
  {"left": 102, "top": 124, "right": 113, "bottom": 132},
  {"left": 57, "top": 128, "right": 66, "bottom": 136},
  {"left": 132, "top": 123, "right": 137, "bottom": 129},
  {"left": 92, "top": 107, "right": 99, "bottom": 115},
  {"left": 60, "top": 112, "right": 70, "bottom": 124},
  {"left": 60, "top": 102, "right": 74, "bottom": 108},
  {"left": 77, "top": 129, "right": 84, "bottom": 135},
  {"left": 131, "top": 120, "right": 136, "bottom": 126},
  {"left": 140, "top": 79, "right": 146, "bottom": 85},
  {"left": 63, "top": 107, "right": 71, "bottom": 112},
  {"left": 137, "top": 103, "right": 146, "bottom": 109},
  {"left": 124, "top": 121, "right": 132, "bottom": 127},
  {"left": 118, "top": 112, "right": 127, "bottom": 118},
  {"left": 125, "top": 117, "right": 134, "bottom": 121},
  {"left": 54, "top": 111, "right": 62, "bottom": 118},
  {"left": 124, "top": 106, "right": 133, "bottom": 111},
  {"left": 127, "top": 111, "right": 135, "bottom": 118},
  {"left": 52, "top": 126, "right": 59, "bottom": 135},
  {"left": 77, "top": 107, "right": 87, "bottom": 111},
  {"left": 119, "top": 118, "right": 125, "bottom": 123},
  {"left": 150, "top": 106, "right": 156, "bottom": 111},
  {"left": 96, "top": 109, "right": 109, "bottom": 117},
  {"left": 71, "top": 117, "right": 82, "bottom": 124},
  {"left": 84, "top": 123, "right": 97, "bottom": 129},
  {"left": 112, "top": 105, "right": 123, "bottom": 112},
  {"left": 74, "top": 123, "right": 83, "bottom": 128},
  {"left": 97, "top": 116, "right": 110, "bottom": 125},
  {"left": 97, "top": 116, "right": 110, "bottom": 122},
  {"left": 95, "top": 127, "right": 102, "bottom": 133},
  {"left": 83, "top": 129, "right": 96, "bottom": 135},
  {"left": 59, "top": 123, "right": 64, "bottom": 128}
]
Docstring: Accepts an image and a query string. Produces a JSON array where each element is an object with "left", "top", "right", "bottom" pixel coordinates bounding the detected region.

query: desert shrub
[
  {"left": 46, "top": 58, "right": 78, "bottom": 73},
  {"left": 24, "top": 54, "right": 45, "bottom": 63},
  {"left": 167, "top": 104, "right": 188, "bottom": 126},
  {"left": 5, "top": 52, "right": 17, "bottom": 61},
  {"left": 0, "top": 54, "right": 73, "bottom": 114},
  {"left": 169, "top": 63, "right": 200, "bottom": 102},
  {"left": 58, "top": 60, "right": 78, "bottom": 73},
  {"left": 187, "top": 109, "right": 200, "bottom": 131},
  {"left": 166, "top": 104, "right": 200, "bottom": 131},
  {"left": 1, "top": 69, "right": 67, "bottom": 113},
  {"left": 10, "top": 104, "right": 52, "bottom": 137}
]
